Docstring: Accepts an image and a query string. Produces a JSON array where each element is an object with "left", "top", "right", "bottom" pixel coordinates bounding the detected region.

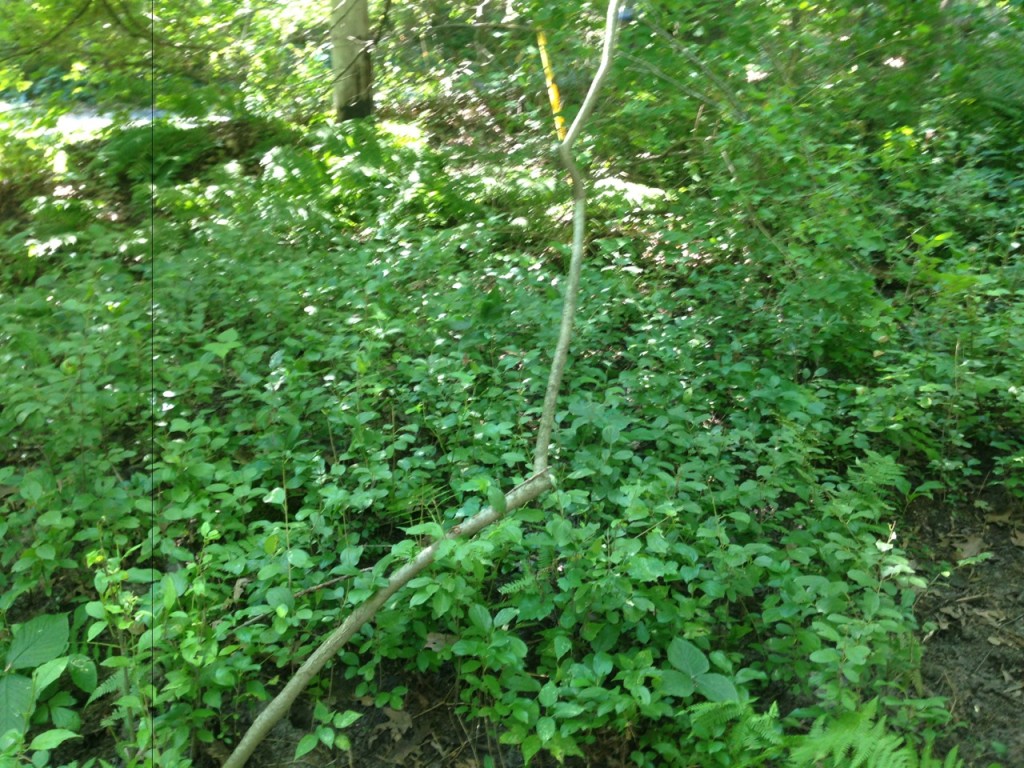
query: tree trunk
[{"left": 330, "top": 0, "right": 373, "bottom": 121}]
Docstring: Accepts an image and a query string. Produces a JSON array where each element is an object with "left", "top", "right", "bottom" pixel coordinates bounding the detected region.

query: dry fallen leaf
[
  {"left": 975, "top": 608, "right": 1006, "bottom": 626},
  {"left": 939, "top": 606, "right": 964, "bottom": 626},
  {"left": 424, "top": 631, "right": 458, "bottom": 651},
  {"left": 383, "top": 706, "right": 413, "bottom": 734},
  {"left": 1011, "top": 529, "right": 1024, "bottom": 548},
  {"left": 955, "top": 534, "right": 987, "bottom": 560},
  {"left": 232, "top": 577, "right": 251, "bottom": 601},
  {"left": 985, "top": 511, "right": 1014, "bottom": 525}
]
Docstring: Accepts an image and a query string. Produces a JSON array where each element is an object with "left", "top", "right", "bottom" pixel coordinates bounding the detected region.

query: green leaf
[
  {"left": 695, "top": 673, "right": 739, "bottom": 702},
  {"left": 333, "top": 710, "right": 362, "bottom": 729},
  {"left": 591, "top": 652, "right": 613, "bottom": 678},
  {"left": 28, "top": 729, "right": 80, "bottom": 750},
  {"left": 19, "top": 477, "right": 43, "bottom": 503},
  {"left": 203, "top": 328, "right": 242, "bottom": 359},
  {"left": 314, "top": 700, "right": 330, "bottom": 722},
  {"left": 487, "top": 482, "right": 507, "bottom": 515},
  {"left": 263, "top": 487, "right": 286, "bottom": 506},
  {"left": 432, "top": 590, "right": 452, "bottom": 615},
  {"left": 286, "top": 548, "right": 310, "bottom": 568},
  {"left": 468, "top": 604, "right": 492, "bottom": 632},
  {"left": 68, "top": 655, "right": 97, "bottom": 694},
  {"left": 809, "top": 648, "right": 841, "bottom": 664},
  {"left": 263, "top": 533, "right": 280, "bottom": 554},
  {"left": 402, "top": 521, "right": 444, "bottom": 539},
  {"left": 536, "top": 716, "right": 556, "bottom": 743},
  {"left": 553, "top": 635, "right": 572, "bottom": 660},
  {"left": 521, "top": 734, "right": 542, "bottom": 763},
  {"left": 451, "top": 639, "right": 484, "bottom": 656},
  {"left": 666, "top": 638, "right": 708, "bottom": 677},
  {"left": 295, "top": 732, "right": 319, "bottom": 759},
  {"left": 0, "top": 673, "right": 33, "bottom": 736},
  {"left": 32, "top": 657, "right": 69, "bottom": 693},
  {"left": 539, "top": 683, "right": 557, "bottom": 707},
  {"left": 626, "top": 555, "right": 671, "bottom": 582},
  {"left": 553, "top": 702, "right": 586, "bottom": 718},
  {"left": 316, "top": 724, "right": 334, "bottom": 748},
  {"left": 100, "top": 655, "right": 133, "bottom": 668},
  {"left": 49, "top": 705, "right": 80, "bottom": 731},
  {"left": 477, "top": 287, "right": 504, "bottom": 322},
  {"left": 6, "top": 614, "right": 69, "bottom": 670},
  {"left": 845, "top": 645, "right": 871, "bottom": 666},
  {"left": 493, "top": 607, "right": 518, "bottom": 627},
  {"left": 660, "top": 669, "right": 695, "bottom": 698},
  {"left": 409, "top": 583, "right": 437, "bottom": 606},
  {"left": 265, "top": 587, "right": 294, "bottom": 613}
]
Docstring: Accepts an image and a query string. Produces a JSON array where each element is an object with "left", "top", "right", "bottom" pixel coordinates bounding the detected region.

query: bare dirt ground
[{"left": 911, "top": 494, "right": 1024, "bottom": 768}]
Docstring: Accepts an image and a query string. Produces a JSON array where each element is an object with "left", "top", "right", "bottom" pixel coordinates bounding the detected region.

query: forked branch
[{"left": 222, "top": 4, "right": 621, "bottom": 765}]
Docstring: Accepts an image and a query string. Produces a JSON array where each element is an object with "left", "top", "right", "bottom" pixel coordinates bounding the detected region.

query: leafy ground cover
[{"left": 1, "top": 2, "right": 1023, "bottom": 767}]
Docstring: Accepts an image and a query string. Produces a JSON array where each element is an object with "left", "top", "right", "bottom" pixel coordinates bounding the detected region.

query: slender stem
[
  {"left": 223, "top": 4, "right": 623, "bottom": 764},
  {"left": 534, "top": 0, "right": 621, "bottom": 474}
]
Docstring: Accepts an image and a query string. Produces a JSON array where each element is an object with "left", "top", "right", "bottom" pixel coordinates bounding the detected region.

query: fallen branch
[
  {"left": 222, "top": 4, "right": 622, "bottom": 765},
  {"left": 222, "top": 472, "right": 552, "bottom": 768}
]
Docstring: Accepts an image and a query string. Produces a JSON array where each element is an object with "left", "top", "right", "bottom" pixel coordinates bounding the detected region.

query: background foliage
[{"left": 1, "top": 0, "right": 1022, "bottom": 766}]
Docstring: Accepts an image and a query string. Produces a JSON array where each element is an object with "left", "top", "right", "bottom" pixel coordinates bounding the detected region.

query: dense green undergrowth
[{"left": 2, "top": 2, "right": 1023, "bottom": 767}]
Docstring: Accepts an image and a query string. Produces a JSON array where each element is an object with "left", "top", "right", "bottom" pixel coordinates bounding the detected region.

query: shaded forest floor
[
  {"left": 117, "top": 493, "right": 1020, "bottom": 768},
  {"left": 912, "top": 493, "right": 1024, "bottom": 768},
  {"left": 216, "top": 496, "right": 1024, "bottom": 768},
  {"left": 213, "top": 496, "right": 1024, "bottom": 768}
]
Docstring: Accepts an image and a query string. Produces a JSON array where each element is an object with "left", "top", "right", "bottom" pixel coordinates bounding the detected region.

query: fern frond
[
  {"left": 685, "top": 700, "right": 784, "bottom": 767},
  {"left": 86, "top": 673, "right": 124, "bottom": 707},
  {"left": 785, "top": 700, "right": 962, "bottom": 768},
  {"left": 498, "top": 574, "right": 535, "bottom": 595},
  {"left": 688, "top": 700, "right": 748, "bottom": 734},
  {"left": 737, "top": 701, "right": 784, "bottom": 752}
]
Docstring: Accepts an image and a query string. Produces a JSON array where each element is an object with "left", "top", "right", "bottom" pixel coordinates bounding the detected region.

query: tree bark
[{"left": 330, "top": 0, "right": 373, "bottom": 121}]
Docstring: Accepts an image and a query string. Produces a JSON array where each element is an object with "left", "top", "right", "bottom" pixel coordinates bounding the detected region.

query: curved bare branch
[
  {"left": 223, "top": 3, "right": 623, "bottom": 765},
  {"left": 533, "top": 0, "right": 622, "bottom": 474}
]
